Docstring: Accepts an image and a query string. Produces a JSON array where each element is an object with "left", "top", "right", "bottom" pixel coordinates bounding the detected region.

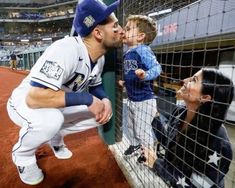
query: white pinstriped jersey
[{"left": 12, "top": 36, "right": 105, "bottom": 98}]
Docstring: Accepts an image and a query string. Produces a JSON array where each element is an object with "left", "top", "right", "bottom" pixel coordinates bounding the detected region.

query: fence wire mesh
[{"left": 113, "top": 0, "right": 235, "bottom": 187}]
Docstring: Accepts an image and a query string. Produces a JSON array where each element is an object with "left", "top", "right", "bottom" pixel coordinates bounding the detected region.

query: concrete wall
[{"left": 152, "top": 0, "right": 235, "bottom": 46}]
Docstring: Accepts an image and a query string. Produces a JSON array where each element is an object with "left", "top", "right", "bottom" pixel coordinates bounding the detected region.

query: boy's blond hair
[{"left": 127, "top": 14, "right": 157, "bottom": 44}]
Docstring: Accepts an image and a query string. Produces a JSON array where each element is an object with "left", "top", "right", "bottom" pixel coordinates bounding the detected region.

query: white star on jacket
[
  {"left": 208, "top": 151, "right": 221, "bottom": 166},
  {"left": 176, "top": 176, "right": 189, "bottom": 187}
]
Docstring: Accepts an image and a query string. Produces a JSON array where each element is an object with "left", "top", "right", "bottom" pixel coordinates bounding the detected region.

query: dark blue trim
[
  {"left": 30, "top": 81, "right": 48, "bottom": 88},
  {"left": 31, "top": 77, "right": 60, "bottom": 90}
]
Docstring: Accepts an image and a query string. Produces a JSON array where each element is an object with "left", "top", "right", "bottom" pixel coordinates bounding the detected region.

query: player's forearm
[{"left": 26, "top": 87, "right": 65, "bottom": 108}]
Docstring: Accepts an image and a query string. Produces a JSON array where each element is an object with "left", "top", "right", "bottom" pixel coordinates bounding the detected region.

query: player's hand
[
  {"left": 98, "top": 98, "right": 113, "bottom": 124},
  {"left": 135, "top": 69, "right": 146, "bottom": 80},
  {"left": 118, "top": 80, "right": 125, "bottom": 87},
  {"left": 88, "top": 96, "right": 104, "bottom": 122}
]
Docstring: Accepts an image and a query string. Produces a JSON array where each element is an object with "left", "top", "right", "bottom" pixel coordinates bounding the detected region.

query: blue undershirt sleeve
[{"left": 89, "top": 84, "right": 108, "bottom": 100}]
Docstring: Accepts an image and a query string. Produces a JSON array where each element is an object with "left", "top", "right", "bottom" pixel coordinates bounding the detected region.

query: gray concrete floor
[{"left": 109, "top": 136, "right": 169, "bottom": 188}]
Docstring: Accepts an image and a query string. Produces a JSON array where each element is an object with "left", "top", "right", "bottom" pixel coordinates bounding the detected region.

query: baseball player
[{"left": 6, "top": 0, "right": 123, "bottom": 185}]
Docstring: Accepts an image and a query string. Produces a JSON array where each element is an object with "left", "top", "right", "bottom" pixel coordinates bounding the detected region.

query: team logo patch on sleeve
[{"left": 40, "top": 60, "right": 64, "bottom": 80}]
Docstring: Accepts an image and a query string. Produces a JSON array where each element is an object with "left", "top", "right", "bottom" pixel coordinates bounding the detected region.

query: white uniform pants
[
  {"left": 126, "top": 98, "right": 157, "bottom": 147},
  {"left": 7, "top": 98, "right": 100, "bottom": 166}
]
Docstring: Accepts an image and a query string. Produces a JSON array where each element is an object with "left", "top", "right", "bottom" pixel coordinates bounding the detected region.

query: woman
[{"left": 142, "top": 68, "right": 234, "bottom": 188}]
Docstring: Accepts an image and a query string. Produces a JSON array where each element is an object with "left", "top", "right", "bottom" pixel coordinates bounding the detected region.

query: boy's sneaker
[
  {"left": 124, "top": 145, "right": 141, "bottom": 156},
  {"left": 17, "top": 163, "right": 44, "bottom": 185},
  {"left": 50, "top": 145, "right": 73, "bottom": 159}
]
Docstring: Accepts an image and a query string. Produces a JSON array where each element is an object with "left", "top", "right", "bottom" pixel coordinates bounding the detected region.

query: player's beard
[{"left": 103, "top": 38, "right": 123, "bottom": 50}]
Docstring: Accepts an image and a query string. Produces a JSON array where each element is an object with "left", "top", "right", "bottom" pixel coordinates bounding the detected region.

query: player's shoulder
[
  {"left": 52, "top": 36, "right": 81, "bottom": 48},
  {"left": 47, "top": 36, "right": 86, "bottom": 57}
]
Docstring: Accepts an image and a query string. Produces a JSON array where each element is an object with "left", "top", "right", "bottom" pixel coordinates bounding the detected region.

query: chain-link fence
[{"left": 112, "top": 0, "right": 235, "bottom": 187}]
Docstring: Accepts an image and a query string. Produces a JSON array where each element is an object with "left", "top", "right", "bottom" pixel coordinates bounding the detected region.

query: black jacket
[{"left": 152, "top": 106, "right": 232, "bottom": 188}]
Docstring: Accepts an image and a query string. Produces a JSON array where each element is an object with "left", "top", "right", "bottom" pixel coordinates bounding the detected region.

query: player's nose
[{"left": 118, "top": 25, "right": 124, "bottom": 34}]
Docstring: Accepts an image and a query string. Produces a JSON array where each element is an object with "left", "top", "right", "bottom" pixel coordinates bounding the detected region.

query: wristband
[{"left": 65, "top": 92, "right": 93, "bottom": 106}]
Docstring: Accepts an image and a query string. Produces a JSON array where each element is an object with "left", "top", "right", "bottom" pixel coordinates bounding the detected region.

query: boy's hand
[{"left": 135, "top": 69, "right": 146, "bottom": 80}]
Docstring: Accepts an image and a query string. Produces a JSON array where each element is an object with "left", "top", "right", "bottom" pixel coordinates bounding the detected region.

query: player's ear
[{"left": 93, "top": 27, "right": 103, "bottom": 40}]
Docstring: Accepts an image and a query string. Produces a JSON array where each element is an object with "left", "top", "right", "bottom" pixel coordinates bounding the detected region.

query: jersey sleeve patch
[{"left": 40, "top": 60, "right": 64, "bottom": 80}]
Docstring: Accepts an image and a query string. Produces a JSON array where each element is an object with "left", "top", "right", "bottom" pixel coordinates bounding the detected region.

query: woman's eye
[
  {"left": 189, "top": 77, "right": 195, "bottom": 82},
  {"left": 192, "top": 77, "right": 196, "bottom": 82}
]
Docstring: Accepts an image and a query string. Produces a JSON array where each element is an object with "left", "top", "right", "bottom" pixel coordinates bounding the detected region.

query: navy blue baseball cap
[{"left": 73, "top": 0, "right": 120, "bottom": 37}]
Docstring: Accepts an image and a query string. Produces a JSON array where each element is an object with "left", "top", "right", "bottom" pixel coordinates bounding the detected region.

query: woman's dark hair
[
  {"left": 200, "top": 68, "right": 234, "bottom": 121},
  {"left": 170, "top": 68, "right": 234, "bottom": 180}
]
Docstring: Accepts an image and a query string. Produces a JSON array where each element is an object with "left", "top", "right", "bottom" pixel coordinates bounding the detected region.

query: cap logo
[{"left": 83, "top": 15, "right": 95, "bottom": 28}]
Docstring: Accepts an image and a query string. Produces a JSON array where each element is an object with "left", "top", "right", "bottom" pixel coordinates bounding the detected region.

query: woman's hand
[{"left": 141, "top": 146, "right": 157, "bottom": 168}]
